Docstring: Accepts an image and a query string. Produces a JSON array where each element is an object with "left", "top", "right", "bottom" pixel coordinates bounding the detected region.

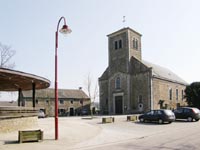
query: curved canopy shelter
[{"left": 0, "top": 68, "right": 50, "bottom": 107}]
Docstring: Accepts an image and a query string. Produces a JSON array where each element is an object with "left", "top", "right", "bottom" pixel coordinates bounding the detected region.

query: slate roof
[
  {"left": 22, "top": 88, "right": 89, "bottom": 99},
  {"left": 143, "top": 60, "right": 188, "bottom": 85}
]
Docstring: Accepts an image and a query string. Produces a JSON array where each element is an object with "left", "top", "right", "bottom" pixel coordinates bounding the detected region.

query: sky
[{"left": 1, "top": 0, "right": 200, "bottom": 101}]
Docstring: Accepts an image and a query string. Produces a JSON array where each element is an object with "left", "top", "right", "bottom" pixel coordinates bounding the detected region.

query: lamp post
[{"left": 55, "top": 16, "right": 71, "bottom": 140}]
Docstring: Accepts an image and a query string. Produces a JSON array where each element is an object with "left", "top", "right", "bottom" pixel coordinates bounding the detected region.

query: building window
[
  {"left": 133, "top": 38, "right": 139, "bottom": 50},
  {"left": 80, "top": 100, "right": 83, "bottom": 105},
  {"left": 138, "top": 95, "right": 143, "bottom": 103},
  {"left": 119, "top": 39, "right": 122, "bottom": 49},
  {"left": 133, "top": 38, "right": 135, "bottom": 49},
  {"left": 46, "top": 100, "right": 49, "bottom": 104},
  {"left": 115, "top": 41, "right": 118, "bottom": 49},
  {"left": 176, "top": 89, "right": 179, "bottom": 101},
  {"left": 135, "top": 39, "right": 138, "bottom": 50},
  {"left": 36, "top": 99, "right": 38, "bottom": 104},
  {"left": 115, "top": 77, "right": 121, "bottom": 89},
  {"left": 60, "top": 99, "right": 64, "bottom": 104},
  {"left": 106, "top": 98, "right": 108, "bottom": 105},
  {"left": 169, "top": 88, "right": 172, "bottom": 100},
  {"left": 70, "top": 100, "right": 73, "bottom": 104},
  {"left": 114, "top": 39, "right": 123, "bottom": 50},
  {"left": 182, "top": 90, "right": 184, "bottom": 101}
]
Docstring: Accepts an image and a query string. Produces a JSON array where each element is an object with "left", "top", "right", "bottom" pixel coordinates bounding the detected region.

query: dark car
[
  {"left": 81, "top": 109, "right": 89, "bottom": 116},
  {"left": 174, "top": 107, "right": 200, "bottom": 122},
  {"left": 139, "top": 109, "right": 175, "bottom": 124}
]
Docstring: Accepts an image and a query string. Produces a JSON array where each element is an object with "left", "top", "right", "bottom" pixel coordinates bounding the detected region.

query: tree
[
  {"left": 0, "top": 42, "right": 16, "bottom": 69},
  {"left": 0, "top": 42, "right": 16, "bottom": 99},
  {"left": 84, "top": 73, "right": 99, "bottom": 116},
  {"left": 185, "top": 82, "right": 200, "bottom": 108}
]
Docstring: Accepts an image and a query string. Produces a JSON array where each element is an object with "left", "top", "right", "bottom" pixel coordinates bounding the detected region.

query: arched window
[
  {"left": 135, "top": 39, "right": 138, "bottom": 50},
  {"left": 133, "top": 38, "right": 138, "bottom": 50},
  {"left": 115, "top": 41, "right": 118, "bottom": 49},
  {"left": 182, "top": 90, "right": 184, "bottom": 100},
  {"left": 133, "top": 38, "right": 135, "bottom": 48},
  {"left": 114, "top": 39, "right": 123, "bottom": 50},
  {"left": 138, "top": 95, "right": 143, "bottom": 103},
  {"left": 169, "top": 88, "right": 172, "bottom": 100},
  {"left": 115, "top": 77, "right": 121, "bottom": 89},
  {"left": 119, "top": 39, "right": 122, "bottom": 49},
  {"left": 176, "top": 89, "right": 179, "bottom": 101}
]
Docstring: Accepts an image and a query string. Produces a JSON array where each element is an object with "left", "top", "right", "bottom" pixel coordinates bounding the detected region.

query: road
[{"left": 71, "top": 119, "right": 200, "bottom": 150}]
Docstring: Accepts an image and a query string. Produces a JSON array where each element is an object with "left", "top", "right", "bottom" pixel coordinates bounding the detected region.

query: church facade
[{"left": 99, "top": 27, "right": 187, "bottom": 115}]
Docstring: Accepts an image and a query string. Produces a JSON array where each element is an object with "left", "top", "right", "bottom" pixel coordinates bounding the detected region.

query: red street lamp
[{"left": 55, "top": 16, "right": 71, "bottom": 140}]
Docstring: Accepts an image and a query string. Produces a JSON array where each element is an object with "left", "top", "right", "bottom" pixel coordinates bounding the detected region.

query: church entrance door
[{"left": 115, "top": 96, "right": 123, "bottom": 114}]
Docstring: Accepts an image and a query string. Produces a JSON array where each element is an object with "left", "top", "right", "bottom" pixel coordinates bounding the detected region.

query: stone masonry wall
[
  {"left": 0, "top": 116, "right": 38, "bottom": 133},
  {"left": 152, "top": 78, "right": 187, "bottom": 110}
]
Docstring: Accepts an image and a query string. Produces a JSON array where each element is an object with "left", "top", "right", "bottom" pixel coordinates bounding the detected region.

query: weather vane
[{"left": 123, "top": 16, "right": 126, "bottom": 28}]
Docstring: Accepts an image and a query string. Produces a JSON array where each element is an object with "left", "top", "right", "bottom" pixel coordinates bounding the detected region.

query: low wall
[{"left": 0, "top": 107, "right": 38, "bottom": 133}]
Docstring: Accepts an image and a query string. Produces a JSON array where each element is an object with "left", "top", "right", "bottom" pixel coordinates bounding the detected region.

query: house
[
  {"left": 22, "top": 88, "right": 90, "bottom": 116},
  {"left": 99, "top": 27, "right": 187, "bottom": 115}
]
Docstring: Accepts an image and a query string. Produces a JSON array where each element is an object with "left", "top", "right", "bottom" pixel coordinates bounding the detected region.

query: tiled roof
[
  {"left": 143, "top": 61, "right": 188, "bottom": 85},
  {"left": 22, "top": 88, "right": 89, "bottom": 99}
]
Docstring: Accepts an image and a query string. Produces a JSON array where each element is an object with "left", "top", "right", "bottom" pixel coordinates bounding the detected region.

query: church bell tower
[{"left": 107, "top": 27, "right": 142, "bottom": 74}]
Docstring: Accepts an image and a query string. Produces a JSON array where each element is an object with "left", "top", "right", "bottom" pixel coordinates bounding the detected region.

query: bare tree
[
  {"left": 84, "top": 73, "right": 99, "bottom": 117},
  {"left": 0, "top": 42, "right": 16, "bottom": 69}
]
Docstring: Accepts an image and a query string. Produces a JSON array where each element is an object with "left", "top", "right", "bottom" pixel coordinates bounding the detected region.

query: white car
[{"left": 38, "top": 110, "right": 45, "bottom": 118}]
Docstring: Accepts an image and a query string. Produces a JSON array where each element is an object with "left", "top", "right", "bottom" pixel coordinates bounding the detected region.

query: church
[{"left": 99, "top": 27, "right": 188, "bottom": 115}]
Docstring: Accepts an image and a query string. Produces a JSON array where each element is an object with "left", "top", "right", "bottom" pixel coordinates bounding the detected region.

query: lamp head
[{"left": 59, "top": 25, "right": 72, "bottom": 34}]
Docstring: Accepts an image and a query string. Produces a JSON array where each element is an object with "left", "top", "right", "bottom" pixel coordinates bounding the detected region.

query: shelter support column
[
  {"left": 32, "top": 83, "right": 36, "bottom": 108},
  {"left": 18, "top": 88, "right": 22, "bottom": 107}
]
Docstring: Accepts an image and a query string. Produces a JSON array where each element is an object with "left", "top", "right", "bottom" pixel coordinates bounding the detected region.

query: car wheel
[
  {"left": 187, "top": 117, "right": 193, "bottom": 122},
  {"left": 158, "top": 119, "right": 163, "bottom": 124},
  {"left": 140, "top": 118, "right": 144, "bottom": 122},
  {"left": 195, "top": 119, "right": 199, "bottom": 122}
]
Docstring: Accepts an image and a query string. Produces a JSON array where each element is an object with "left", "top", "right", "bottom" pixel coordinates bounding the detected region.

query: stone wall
[
  {"left": 131, "top": 71, "right": 151, "bottom": 113},
  {"left": 108, "top": 73, "right": 129, "bottom": 115},
  {"left": 152, "top": 78, "right": 187, "bottom": 110},
  {"left": 0, "top": 107, "right": 38, "bottom": 133},
  {"left": 0, "top": 116, "right": 38, "bottom": 133},
  {"left": 99, "top": 80, "right": 109, "bottom": 114},
  {"left": 25, "top": 98, "right": 91, "bottom": 116}
]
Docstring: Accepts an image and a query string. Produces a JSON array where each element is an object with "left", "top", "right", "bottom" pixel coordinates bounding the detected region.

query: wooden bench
[
  {"left": 18, "top": 129, "right": 43, "bottom": 143},
  {"left": 102, "top": 117, "right": 115, "bottom": 123},
  {"left": 127, "top": 115, "right": 138, "bottom": 121}
]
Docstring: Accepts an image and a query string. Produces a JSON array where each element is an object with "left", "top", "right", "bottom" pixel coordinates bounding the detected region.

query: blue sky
[{"left": 1, "top": 0, "right": 200, "bottom": 100}]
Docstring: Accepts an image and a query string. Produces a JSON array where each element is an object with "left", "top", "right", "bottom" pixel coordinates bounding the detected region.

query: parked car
[
  {"left": 38, "top": 110, "right": 45, "bottom": 118},
  {"left": 139, "top": 109, "right": 175, "bottom": 124},
  {"left": 81, "top": 109, "right": 89, "bottom": 116},
  {"left": 174, "top": 107, "right": 200, "bottom": 122}
]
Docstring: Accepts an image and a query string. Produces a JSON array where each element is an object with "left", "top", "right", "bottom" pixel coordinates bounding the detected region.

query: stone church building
[{"left": 99, "top": 27, "right": 188, "bottom": 115}]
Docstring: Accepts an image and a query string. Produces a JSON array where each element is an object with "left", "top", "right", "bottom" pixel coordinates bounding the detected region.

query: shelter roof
[{"left": 0, "top": 68, "right": 50, "bottom": 91}]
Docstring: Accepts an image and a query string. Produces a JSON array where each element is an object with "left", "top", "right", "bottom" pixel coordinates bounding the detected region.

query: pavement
[
  {"left": 1, "top": 115, "right": 194, "bottom": 150},
  {"left": 0, "top": 115, "right": 141, "bottom": 150}
]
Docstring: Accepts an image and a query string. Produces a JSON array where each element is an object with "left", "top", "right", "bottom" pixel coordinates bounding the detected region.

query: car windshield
[{"left": 164, "top": 110, "right": 174, "bottom": 115}]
